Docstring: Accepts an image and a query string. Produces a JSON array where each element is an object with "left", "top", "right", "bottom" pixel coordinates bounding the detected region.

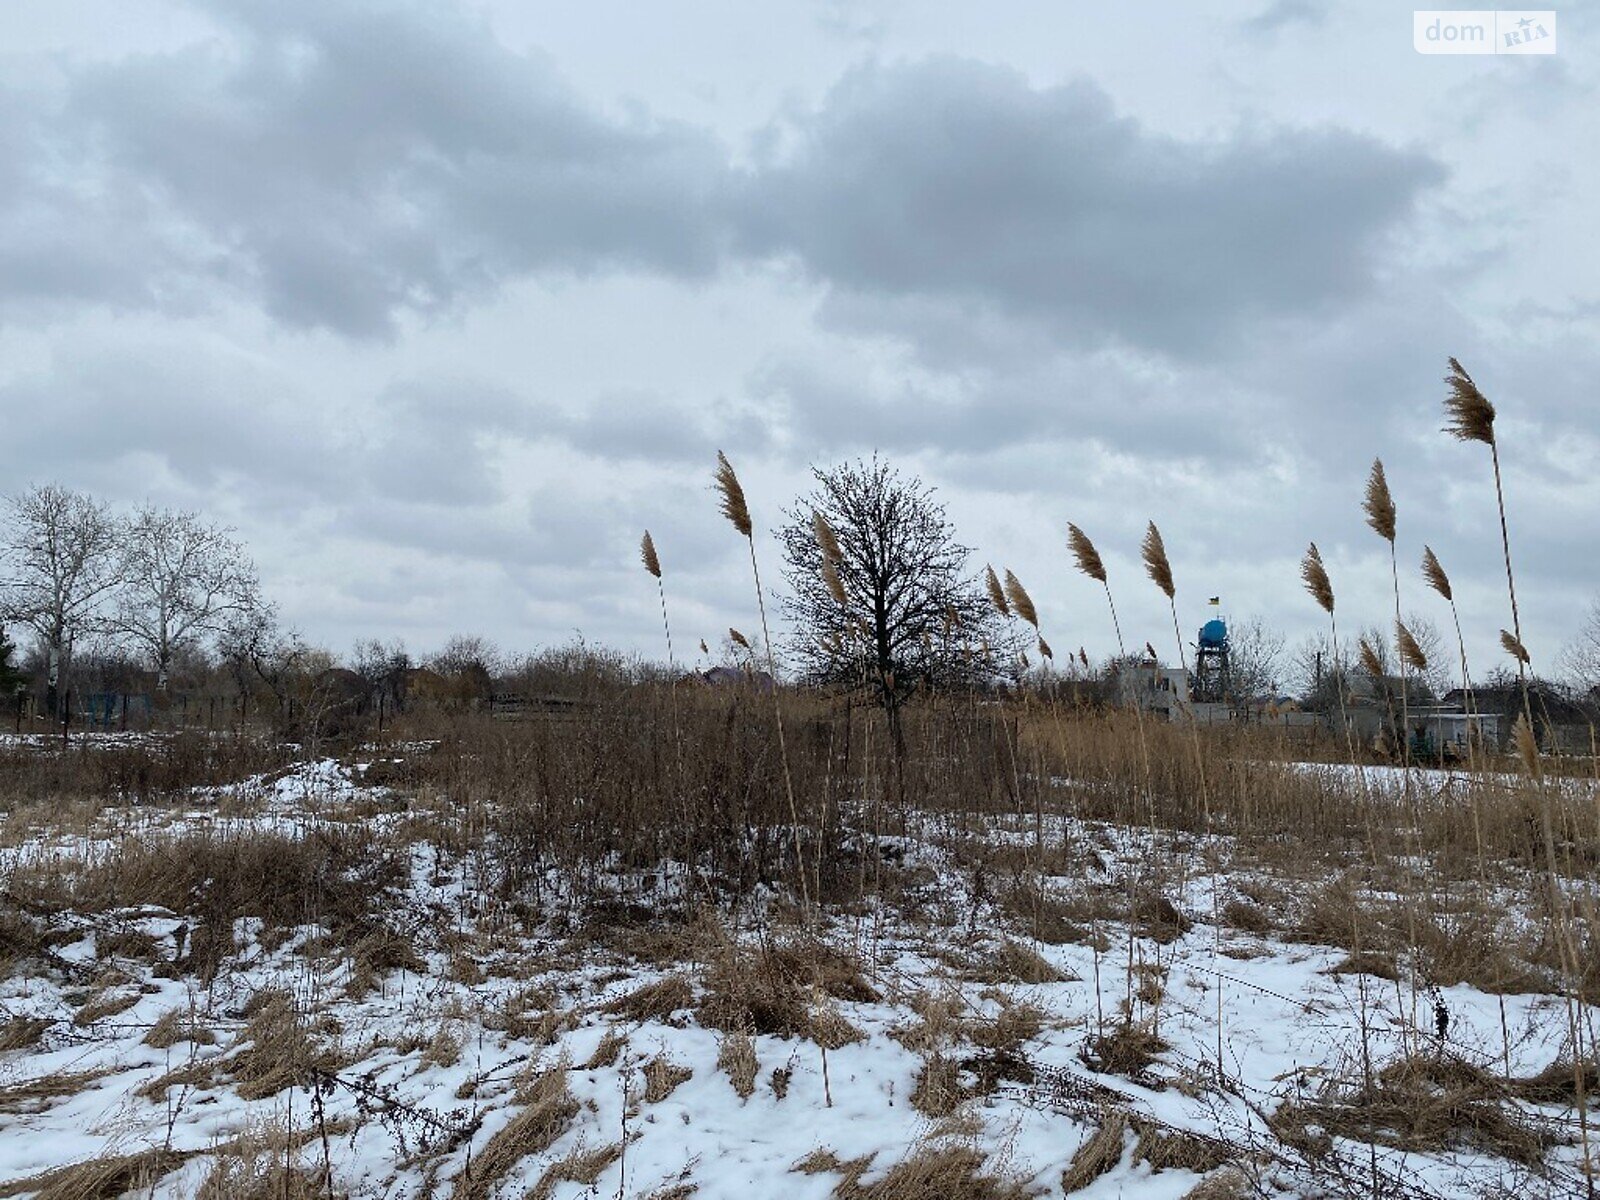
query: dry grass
[
  {"left": 1273, "top": 1051, "right": 1549, "bottom": 1167},
  {"left": 194, "top": 1121, "right": 328, "bottom": 1200},
  {"left": 5, "top": 824, "right": 409, "bottom": 984},
  {"left": 642, "top": 1055, "right": 694, "bottom": 1103},
  {"left": 986, "top": 939, "right": 1069, "bottom": 984},
  {"left": 1326, "top": 951, "right": 1399, "bottom": 981},
  {"left": 910, "top": 1053, "right": 964, "bottom": 1117},
  {"left": 228, "top": 988, "right": 343, "bottom": 1101},
  {"left": 0, "top": 1016, "right": 50, "bottom": 1052},
  {"left": 0, "top": 1146, "right": 190, "bottom": 1200},
  {"left": 604, "top": 975, "right": 695, "bottom": 1023},
  {"left": 137, "top": 1060, "right": 216, "bottom": 1102},
  {"left": 1081, "top": 1021, "right": 1169, "bottom": 1084},
  {"left": 420, "top": 1026, "right": 463, "bottom": 1069},
  {"left": 717, "top": 1030, "right": 758, "bottom": 1098},
  {"left": 1180, "top": 1167, "right": 1253, "bottom": 1200},
  {"left": 1220, "top": 898, "right": 1270, "bottom": 934},
  {"left": 452, "top": 1065, "right": 578, "bottom": 1200},
  {"left": 0, "top": 1068, "right": 108, "bottom": 1115},
  {"left": 144, "top": 1006, "right": 216, "bottom": 1048},
  {"left": 798, "top": 1145, "right": 1034, "bottom": 1200},
  {"left": 696, "top": 937, "right": 871, "bottom": 1049},
  {"left": 71, "top": 987, "right": 140, "bottom": 1027},
  {"left": 528, "top": 1141, "right": 623, "bottom": 1200},
  {"left": 1130, "top": 1118, "right": 1231, "bottom": 1174},
  {"left": 1061, "top": 1113, "right": 1127, "bottom": 1193},
  {"left": 970, "top": 1001, "right": 1046, "bottom": 1056},
  {"left": 1510, "top": 1057, "right": 1600, "bottom": 1106},
  {"left": 889, "top": 992, "right": 968, "bottom": 1056},
  {"left": 583, "top": 1028, "right": 627, "bottom": 1069}
]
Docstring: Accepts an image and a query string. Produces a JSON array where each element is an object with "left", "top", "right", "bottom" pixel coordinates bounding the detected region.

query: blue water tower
[{"left": 1193, "top": 608, "right": 1231, "bottom": 703}]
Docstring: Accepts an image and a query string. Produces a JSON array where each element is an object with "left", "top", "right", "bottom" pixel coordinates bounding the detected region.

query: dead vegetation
[
  {"left": 143, "top": 1006, "right": 216, "bottom": 1048},
  {"left": 1061, "top": 1114, "right": 1127, "bottom": 1193},
  {"left": 194, "top": 1121, "right": 330, "bottom": 1200},
  {"left": 453, "top": 1064, "right": 578, "bottom": 1200},
  {"left": 717, "top": 1030, "right": 759, "bottom": 1098},
  {"left": 0, "top": 1068, "right": 108, "bottom": 1115},
  {"left": 0, "top": 1146, "right": 191, "bottom": 1200},
  {"left": 603, "top": 974, "right": 694, "bottom": 1023},
  {"left": 642, "top": 1055, "right": 694, "bottom": 1103},
  {"left": 0, "top": 1015, "right": 49, "bottom": 1052},
  {"left": 1272, "top": 1051, "right": 1554, "bottom": 1167},
  {"left": 4, "top": 823, "right": 411, "bottom": 985},
  {"left": 1081, "top": 1021, "right": 1170, "bottom": 1085},
  {"left": 0, "top": 636, "right": 1595, "bottom": 1198},
  {"left": 227, "top": 988, "right": 344, "bottom": 1101},
  {"left": 527, "top": 1142, "right": 623, "bottom": 1200},
  {"left": 796, "top": 1144, "right": 1035, "bottom": 1200},
  {"left": 695, "top": 935, "right": 872, "bottom": 1049}
]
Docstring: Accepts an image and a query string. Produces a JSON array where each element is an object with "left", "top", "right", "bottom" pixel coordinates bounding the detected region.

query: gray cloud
[
  {"left": 3, "top": 16, "right": 1448, "bottom": 360},
  {"left": 559, "top": 390, "right": 773, "bottom": 465},
  {"left": 1242, "top": 0, "right": 1330, "bottom": 35},
  {"left": 739, "top": 58, "right": 1446, "bottom": 361},
  {"left": 2, "top": 0, "right": 731, "bottom": 336},
  {"left": 0, "top": 345, "right": 344, "bottom": 500},
  {"left": 361, "top": 379, "right": 537, "bottom": 506}
]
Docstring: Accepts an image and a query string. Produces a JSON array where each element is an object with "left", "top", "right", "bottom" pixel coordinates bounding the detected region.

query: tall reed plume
[
  {"left": 815, "top": 509, "right": 847, "bottom": 610},
  {"left": 1068, "top": 520, "right": 1148, "bottom": 1028},
  {"left": 1396, "top": 621, "right": 1427, "bottom": 674},
  {"left": 1499, "top": 629, "right": 1530, "bottom": 666},
  {"left": 984, "top": 564, "right": 1010, "bottom": 618},
  {"left": 640, "top": 532, "right": 674, "bottom": 665},
  {"left": 1066, "top": 524, "right": 1122, "bottom": 649},
  {"left": 1444, "top": 359, "right": 1534, "bottom": 720},
  {"left": 1364, "top": 458, "right": 1412, "bottom": 769},
  {"left": 642, "top": 531, "right": 688, "bottom": 846},
  {"left": 1301, "top": 543, "right": 1368, "bottom": 798},
  {"left": 1002, "top": 570, "right": 1038, "bottom": 629},
  {"left": 1141, "top": 519, "right": 1222, "bottom": 1073},
  {"left": 1449, "top": 364, "right": 1580, "bottom": 1124},
  {"left": 714, "top": 451, "right": 808, "bottom": 911}
]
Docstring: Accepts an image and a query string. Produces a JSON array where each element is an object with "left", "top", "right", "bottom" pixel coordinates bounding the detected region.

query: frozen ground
[{"left": 1, "top": 757, "right": 1594, "bottom": 1199}]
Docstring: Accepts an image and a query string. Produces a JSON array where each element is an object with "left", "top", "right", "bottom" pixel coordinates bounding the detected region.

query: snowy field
[{"left": 1, "top": 754, "right": 1595, "bottom": 1199}]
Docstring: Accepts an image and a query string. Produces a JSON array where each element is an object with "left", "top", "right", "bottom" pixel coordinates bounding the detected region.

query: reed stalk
[
  {"left": 1068, "top": 523, "right": 1152, "bottom": 1027},
  {"left": 714, "top": 451, "right": 809, "bottom": 914},
  {"left": 1142, "top": 520, "right": 1225, "bottom": 1078},
  {"left": 1446, "top": 358, "right": 1590, "bottom": 1180}
]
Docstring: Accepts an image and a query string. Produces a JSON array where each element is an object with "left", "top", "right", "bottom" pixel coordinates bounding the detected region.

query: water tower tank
[{"left": 1199, "top": 618, "right": 1228, "bottom": 650}]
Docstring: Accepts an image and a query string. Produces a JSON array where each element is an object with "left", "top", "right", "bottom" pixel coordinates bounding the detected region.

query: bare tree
[
  {"left": 218, "top": 604, "right": 322, "bottom": 716},
  {"left": 354, "top": 638, "right": 412, "bottom": 711},
  {"left": 1558, "top": 597, "right": 1600, "bottom": 697},
  {"left": 1220, "top": 614, "right": 1286, "bottom": 705},
  {"left": 1288, "top": 629, "right": 1355, "bottom": 709},
  {"left": 112, "top": 506, "right": 262, "bottom": 693},
  {"left": 778, "top": 457, "right": 1012, "bottom": 746},
  {"left": 0, "top": 485, "right": 123, "bottom": 715}
]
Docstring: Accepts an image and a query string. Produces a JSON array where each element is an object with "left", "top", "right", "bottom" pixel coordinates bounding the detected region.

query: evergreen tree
[{"left": 0, "top": 627, "right": 25, "bottom": 699}]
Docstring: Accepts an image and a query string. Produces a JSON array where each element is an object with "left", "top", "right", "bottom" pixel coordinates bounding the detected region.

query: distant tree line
[{"left": 0, "top": 484, "right": 262, "bottom": 715}]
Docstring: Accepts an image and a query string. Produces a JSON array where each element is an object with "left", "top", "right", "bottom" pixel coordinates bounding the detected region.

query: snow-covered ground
[{"left": 1, "top": 757, "right": 1594, "bottom": 1199}]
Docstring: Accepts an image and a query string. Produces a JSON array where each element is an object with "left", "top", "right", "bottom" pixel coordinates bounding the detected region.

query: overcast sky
[{"left": 2, "top": 0, "right": 1595, "bottom": 681}]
